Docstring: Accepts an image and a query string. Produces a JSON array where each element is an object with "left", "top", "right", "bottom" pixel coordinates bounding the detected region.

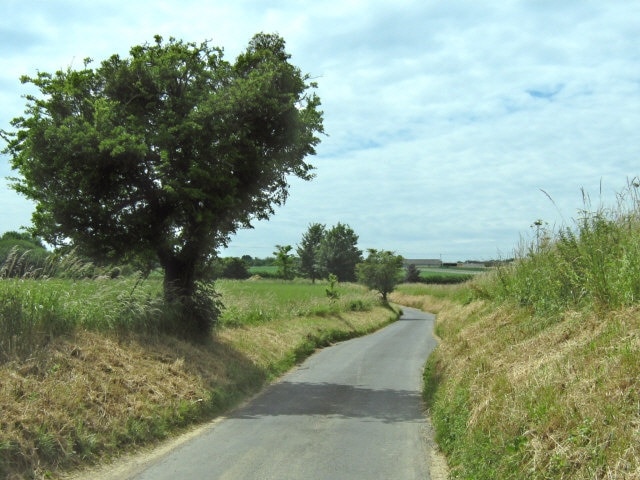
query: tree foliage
[
  {"left": 2, "top": 33, "right": 323, "bottom": 336},
  {"left": 273, "top": 244, "right": 295, "bottom": 280},
  {"left": 404, "top": 263, "right": 421, "bottom": 283},
  {"left": 318, "top": 223, "right": 362, "bottom": 282},
  {"left": 0, "top": 231, "right": 49, "bottom": 277},
  {"left": 0, "top": 231, "right": 45, "bottom": 259},
  {"left": 356, "top": 249, "right": 404, "bottom": 302},
  {"left": 219, "top": 257, "right": 250, "bottom": 279},
  {"left": 296, "top": 222, "right": 325, "bottom": 283}
]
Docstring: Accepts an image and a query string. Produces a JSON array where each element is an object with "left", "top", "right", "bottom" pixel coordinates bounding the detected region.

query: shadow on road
[{"left": 233, "top": 381, "right": 424, "bottom": 424}]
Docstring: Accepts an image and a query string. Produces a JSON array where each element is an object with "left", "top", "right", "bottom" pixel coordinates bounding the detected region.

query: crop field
[
  {"left": 416, "top": 267, "right": 475, "bottom": 284},
  {"left": 247, "top": 265, "right": 279, "bottom": 276}
]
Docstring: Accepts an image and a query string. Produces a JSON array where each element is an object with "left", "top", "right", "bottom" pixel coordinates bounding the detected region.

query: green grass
[
  {"left": 217, "top": 279, "right": 375, "bottom": 327},
  {"left": 248, "top": 265, "right": 279, "bottom": 276},
  {"left": 415, "top": 181, "right": 640, "bottom": 479}
]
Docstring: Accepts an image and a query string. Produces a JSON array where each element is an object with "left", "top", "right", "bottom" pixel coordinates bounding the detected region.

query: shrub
[
  {"left": 220, "top": 257, "right": 250, "bottom": 279},
  {"left": 404, "top": 263, "right": 421, "bottom": 283}
]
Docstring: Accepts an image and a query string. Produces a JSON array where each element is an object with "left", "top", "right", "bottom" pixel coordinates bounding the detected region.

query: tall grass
[
  {"left": 420, "top": 181, "right": 640, "bottom": 479},
  {"left": 484, "top": 181, "right": 640, "bottom": 315},
  {"left": 0, "top": 247, "right": 102, "bottom": 280},
  {"left": 0, "top": 275, "right": 167, "bottom": 361}
]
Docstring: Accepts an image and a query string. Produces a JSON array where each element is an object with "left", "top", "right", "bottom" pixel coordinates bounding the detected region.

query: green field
[
  {"left": 416, "top": 267, "right": 476, "bottom": 284},
  {"left": 248, "top": 265, "right": 279, "bottom": 276}
]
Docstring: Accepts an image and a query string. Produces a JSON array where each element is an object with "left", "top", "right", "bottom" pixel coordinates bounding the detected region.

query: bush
[
  {"left": 220, "top": 257, "right": 250, "bottom": 280},
  {"left": 404, "top": 264, "right": 421, "bottom": 283}
]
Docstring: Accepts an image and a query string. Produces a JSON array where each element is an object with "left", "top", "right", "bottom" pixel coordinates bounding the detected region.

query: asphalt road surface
[{"left": 131, "top": 306, "right": 438, "bottom": 480}]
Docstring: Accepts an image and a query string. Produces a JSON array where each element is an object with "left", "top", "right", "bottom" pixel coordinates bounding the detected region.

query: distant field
[
  {"left": 418, "top": 267, "right": 485, "bottom": 275},
  {"left": 246, "top": 265, "right": 484, "bottom": 282},
  {"left": 416, "top": 267, "right": 480, "bottom": 284},
  {"left": 248, "top": 265, "right": 278, "bottom": 275}
]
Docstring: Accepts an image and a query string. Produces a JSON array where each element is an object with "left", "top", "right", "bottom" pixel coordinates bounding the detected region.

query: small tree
[
  {"left": 325, "top": 273, "right": 340, "bottom": 301},
  {"left": 318, "top": 223, "right": 362, "bottom": 282},
  {"left": 296, "top": 223, "right": 325, "bottom": 283},
  {"left": 274, "top": 244, "right": 295, "bottom": 280},
  {"left": 356, "top": 249, "right": 404, "bottom": 303},
  {"left": 405, "top": 263, "right": 421, "bottom": 283}
]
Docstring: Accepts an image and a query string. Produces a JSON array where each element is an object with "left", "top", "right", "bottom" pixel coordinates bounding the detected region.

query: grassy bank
[
  {"left": 1, "top": 278, "right": 396, "bottom": 479},
  {"left": 392, "top": 282, "right": 640, "bottom": 479},
  {"left": 392, "top": 184, "right": 640, "bottom": 479}
]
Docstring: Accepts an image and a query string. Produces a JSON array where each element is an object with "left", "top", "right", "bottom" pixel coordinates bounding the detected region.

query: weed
[
  {"left": 34, "top": 425, "right": 60, "bottom": 464},
  {"left": 490, "top": 180, "right": 640, "bottom": 315},
  {"left": 325, "top": 273, "right": 340, "bottom": 300}
]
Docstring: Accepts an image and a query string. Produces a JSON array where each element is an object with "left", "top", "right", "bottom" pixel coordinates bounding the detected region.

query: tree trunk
[
  {"left": 160, "top": 254, "right": 212, "bottom": 338},
  {"left": 162, "top": 256, "right": 197, "bottom": 301}
]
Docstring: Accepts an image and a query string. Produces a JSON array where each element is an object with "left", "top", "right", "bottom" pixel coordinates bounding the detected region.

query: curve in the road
[{"left": 125, "top": 306, "right": 440, "bottom": 480}]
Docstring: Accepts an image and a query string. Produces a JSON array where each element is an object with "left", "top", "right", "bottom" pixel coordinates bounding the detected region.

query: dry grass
[
  {"left": 0, "top": 280, "right": 396, "bottom": 480},
  {"left": 219, "top": 307, "right": 393, "bottom": 372},
  {"left": 1, "top": 331, "right": 253, "bottom": 479},
  {"left": 391, "top": 283, "right": 471, "bottom": 312},
  {"left": 422, "top": 292, "right": 640, "bottom": 479},
  {"left": 389, "top": 291, "right": 452, "bottom": 315}
]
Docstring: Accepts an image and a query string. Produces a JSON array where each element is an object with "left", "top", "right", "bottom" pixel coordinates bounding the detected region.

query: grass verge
[
  {"left": 393, "top": 183, "right": 640, "bottom": 479},
  {"left": 1, "top": 279, "right": 397, "bottom": 479},
  {"left": 390, "top": 180, "right": 640, "bottom": 478},
  {"left": 416, "top": 294, "right": 640, "bottom": 479}
]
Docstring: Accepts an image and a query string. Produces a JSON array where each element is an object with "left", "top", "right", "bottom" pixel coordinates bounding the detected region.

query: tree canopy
[
  {"left": 318, "top": 223, "right": 362, "bottom": 282},
  {"left": 356, "top": 249, "right": 404, "bottom": 302},
  {"left": 273, "top": 244, "right": 295, "bottom": 280},
  {"left": 296, "top": 222, "right": 325, "bottom": 283},
  {"left": 2, "top": 33, "right": 323, "bottom": 336}
]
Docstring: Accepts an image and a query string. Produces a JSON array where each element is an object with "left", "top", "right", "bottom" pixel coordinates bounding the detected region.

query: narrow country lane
[{"left": 118, "top": 307, "right": 440, "bottom": 479}]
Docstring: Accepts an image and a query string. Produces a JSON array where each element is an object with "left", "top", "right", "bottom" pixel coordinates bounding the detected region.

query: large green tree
[
  {"left": 2, "top": 33, "right": 323, "bottom": 335},
  {"left": 318, "top": 223, "right": 362, "bottom": 282},
  {"left": 356, "top": 249, "right": 404, "bottom": 302},
  {"left": 296, "top": 222, "right": 325, "bottom": 283}
]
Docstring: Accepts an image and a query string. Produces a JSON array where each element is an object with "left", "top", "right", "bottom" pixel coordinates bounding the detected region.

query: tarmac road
[{"left": 129, "top": 306, "right": 440, "bottom": 480}]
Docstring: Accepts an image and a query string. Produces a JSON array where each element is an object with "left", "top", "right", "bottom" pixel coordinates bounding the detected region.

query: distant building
[{"left": 403, "top": 259, "right": 442, "bottom": 267}]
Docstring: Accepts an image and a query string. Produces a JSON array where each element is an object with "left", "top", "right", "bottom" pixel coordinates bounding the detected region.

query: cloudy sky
[{"left": 1, "top": 1, "right": 639, "bottom": 261}]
